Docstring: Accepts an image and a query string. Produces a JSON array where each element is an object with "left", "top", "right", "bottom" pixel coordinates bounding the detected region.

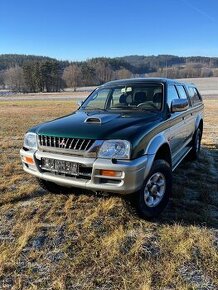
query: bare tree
[
  {"left": 213, "top": 69, "right": 218, "bottom": 77},
  {"left": 62, "top": 64, "right": 82, "bottom": 91},
  {"left": 201, "top": 67, "right": 213, "bottom": 77},
  {"left": 0, "top": 70, "right": 5, "bottom": 88},
  {"left": 115, "top": 68, "right": 132, "bottom": 80},
  {"left": 3, "top": 66, "right": 25, "bottom": 92},
  {"left": 90, "top": 60, "right": 113, "bottom": 84}
]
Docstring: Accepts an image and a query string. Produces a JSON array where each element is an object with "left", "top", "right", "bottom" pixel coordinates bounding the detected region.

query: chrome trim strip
[{"left": 172, "top": 147, "right": 192, "bottom": 171}]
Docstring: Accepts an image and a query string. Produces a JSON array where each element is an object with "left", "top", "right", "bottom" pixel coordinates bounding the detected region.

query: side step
[{"left": 172, "top": 146, "right": 192, "bottom": 171}]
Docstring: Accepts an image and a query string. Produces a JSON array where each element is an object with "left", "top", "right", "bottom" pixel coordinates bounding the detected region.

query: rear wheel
[
  {"left": 189, "top": 128, "right": 202, "bottom": 160},
  {"left": 136, "top": 159, "right": 172, "bottom": 219}
]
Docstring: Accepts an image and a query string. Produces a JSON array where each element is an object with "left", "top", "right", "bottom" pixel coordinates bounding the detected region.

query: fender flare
[
  {"left": 145, "top": 133, "right": 171, "bottom": 156},
  {"left": 194, "top": 113, "right": 203, "bottom": 131}
]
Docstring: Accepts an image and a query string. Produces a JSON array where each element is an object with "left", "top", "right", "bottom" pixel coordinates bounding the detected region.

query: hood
[{"left": 30, "top": 110, "right": 162, "bottom": 142}]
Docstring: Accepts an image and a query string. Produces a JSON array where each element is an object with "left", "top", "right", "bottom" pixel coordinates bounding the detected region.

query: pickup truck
[{"left": 20, "top": 78, "right": 204, "bottom": 218}]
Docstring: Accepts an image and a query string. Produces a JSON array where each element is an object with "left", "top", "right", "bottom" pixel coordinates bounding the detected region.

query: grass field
[{"left": 0, "top": 98, "right": 217, "bottom": 289}]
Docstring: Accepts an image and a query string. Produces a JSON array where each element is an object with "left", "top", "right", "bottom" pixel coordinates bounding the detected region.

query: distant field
[
  {"left": 0, "top": 90, "right": 90, "bottom": 101},
  {"left": 0, "top": 98, "right": 217, "bottom": 289}
]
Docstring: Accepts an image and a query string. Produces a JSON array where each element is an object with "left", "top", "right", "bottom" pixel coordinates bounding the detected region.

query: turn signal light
[
  {"left": 23, "top": 156, "right": 35, "bottom": 165},
  {"left": 100, "top": 170, "right": 122, "bottom": 177}
]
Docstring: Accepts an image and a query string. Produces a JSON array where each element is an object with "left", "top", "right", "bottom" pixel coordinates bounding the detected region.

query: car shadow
[
  {"left": 0, "top": 188, "right": 47, "bottom": 207},
  {"left": 149, "top": 146, "right": 218, "bottom": 229}
]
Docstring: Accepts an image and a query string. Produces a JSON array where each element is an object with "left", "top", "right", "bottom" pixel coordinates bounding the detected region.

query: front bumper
[{"left": 20, "top": 149, "right": 154, "bottom": 194}]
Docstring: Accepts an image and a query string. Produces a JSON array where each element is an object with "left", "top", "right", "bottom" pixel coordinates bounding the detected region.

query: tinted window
[
  {"left": 167, "top": 85, "right": 179, "bottom": 108},
  {"left": 176, "top": 85, "right": 188, "bottom": 99},
  {"left": 188, "top": 87, "right": 202, "bottom": 105}
]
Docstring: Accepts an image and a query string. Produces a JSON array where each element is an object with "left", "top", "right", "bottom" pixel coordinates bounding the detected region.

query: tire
[
  {"left": 136, "top": 159, "right": 172, "bottom": 219},
  {"left": 189, "top": 128, "right": 202, "bottom": 160},
  {"left": 37, "top": 178, "right": 69, "bottom": 194}
]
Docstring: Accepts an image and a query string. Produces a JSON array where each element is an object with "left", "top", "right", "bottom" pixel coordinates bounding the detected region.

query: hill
[
  {"left": 119, "top": 55, "right": 218, "bottom": 72},
  {"left": 1, "top": 54, "right": 218, "bottom": 93},
  {"left": 0, "top": 54, "right": 70, "bottom": 71},
  {"left": 1, "top": 53, "right": 218, "bottom": 75}
]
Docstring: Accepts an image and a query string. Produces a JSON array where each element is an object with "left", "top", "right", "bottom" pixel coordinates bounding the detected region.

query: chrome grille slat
[
  {"left": 84, "top": 139, "right": 91, "bottom": 150},
  {"left": 74, "top": 139, "right": 80, "bottom": 150},
  {"left": 38, "top": 135, "right": 94, "bottom": 152},
  {"left": 69, "top": 138, "right": 75, "bottom": 149},
  {"left": 65, "top": 138, "right": 70, "bottom": 149},
  {"left": 79, "top": 139, "right": 85, "bottom": 150}
]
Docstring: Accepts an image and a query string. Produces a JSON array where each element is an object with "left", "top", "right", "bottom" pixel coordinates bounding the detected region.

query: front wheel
[{"left": 136, "top": 159, "right": 172, "bottom": 219}]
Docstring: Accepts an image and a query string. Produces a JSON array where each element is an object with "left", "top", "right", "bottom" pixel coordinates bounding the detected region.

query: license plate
[{"left": 41, "top": 158, "right": 78, "bottom": 175}]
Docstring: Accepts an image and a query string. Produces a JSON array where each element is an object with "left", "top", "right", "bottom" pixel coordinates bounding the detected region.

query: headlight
[
  {"left": 24, "top": 132, "right": 38, "bottom": 150},
  {"left": 98, "top": 140, "right": 131, "bottom": 159}
]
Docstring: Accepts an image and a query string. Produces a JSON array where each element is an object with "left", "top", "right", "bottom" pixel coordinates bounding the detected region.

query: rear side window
[
  {"left": 176, "top": 85, "right": 188, "bottom": 99},
  {"left": 167, "top": 85, "right": 179, "bottom": 108},
  {"left": 188, "top": 87, "right": 202, "bottom": 105}
]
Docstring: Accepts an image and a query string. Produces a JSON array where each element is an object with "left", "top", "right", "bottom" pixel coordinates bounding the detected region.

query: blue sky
[{"left": 0, "top": 0, "right": 218, "bottom": 61}]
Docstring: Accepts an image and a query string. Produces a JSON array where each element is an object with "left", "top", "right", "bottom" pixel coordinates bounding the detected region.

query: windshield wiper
[
  {"left": 81, "top": 107, "right": 107, "bottom": 111},
  {"left": 137, "top": 108, "right": 157, "bottom": 112},
  {"left": 110, "top": 106, "right": 128, "bottom": 110}
]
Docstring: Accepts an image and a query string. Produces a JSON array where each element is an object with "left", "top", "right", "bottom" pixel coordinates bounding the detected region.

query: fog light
[
  {"left": 22, "top": 156, "right": 35, "bottom": 165},
  {"left": 100, "top": 170, "right": 122, "bottom": 177}
]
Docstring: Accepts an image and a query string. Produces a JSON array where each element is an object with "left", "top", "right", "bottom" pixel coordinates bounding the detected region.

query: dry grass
[{"left": 0, "top": 98, "right": 217, "bottom": 289}]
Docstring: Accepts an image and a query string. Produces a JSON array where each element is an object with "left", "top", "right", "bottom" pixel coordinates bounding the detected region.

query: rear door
[
  {"left": 175, "top": 85, "right": 195, "bottom": 143},
  {"left": 166, "top": 85, "right": 186, "bottom": 159}
]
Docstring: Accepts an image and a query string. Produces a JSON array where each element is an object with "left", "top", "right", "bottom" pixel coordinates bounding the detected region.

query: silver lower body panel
[{"left": 20, "top": 149, "right": 154, "bottom": 194}]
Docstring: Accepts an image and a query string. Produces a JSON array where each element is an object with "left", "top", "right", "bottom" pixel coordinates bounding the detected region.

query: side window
[
  {"left": 84, "top": 89, "right": 110, "bottom": 109},
  {"left": 110, "top": 88, "right": 123, "bottom": 107},
  {"left": 188, "top": 87, "right": 202, "bottom": 106},
  {"left": 188, "top": 87, "right": 195, "bottom": 105},
  {"left": 167, "top": 85, "right": 179, "bottom": 108},
  {"left": 193, "top": 88, "right": 202, "bottom": 104},
  {"left": 176, "top": 85, "right": 188, "bottom": 99}
]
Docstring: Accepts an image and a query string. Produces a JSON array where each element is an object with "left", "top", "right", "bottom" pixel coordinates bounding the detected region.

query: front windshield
[{"left": 81, "top": 83, "right": 163, "bottom": 112}]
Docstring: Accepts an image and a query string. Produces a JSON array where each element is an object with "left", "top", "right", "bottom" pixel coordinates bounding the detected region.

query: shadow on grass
[
  {"left": 150, "top": 146, "right": 218, "bottom": 229},
  {"left": 0, "top": 188, "right": 47, "bottom": 207}
]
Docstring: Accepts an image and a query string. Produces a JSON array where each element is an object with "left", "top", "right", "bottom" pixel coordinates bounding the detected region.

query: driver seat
[{"left": 134, "top": 92, "right": 147, "bottom": 105}]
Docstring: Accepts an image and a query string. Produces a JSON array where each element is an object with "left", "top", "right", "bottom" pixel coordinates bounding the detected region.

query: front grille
[{"left": 38, "top": 135, "right": 94, "bottom": 151}]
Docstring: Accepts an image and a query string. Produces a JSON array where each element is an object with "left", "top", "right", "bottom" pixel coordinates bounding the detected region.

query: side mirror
[
  {"left": 77, "top": 100, "right": 83, "bottom": 108},
  {"left": 171, "top": 99, "right": 189, "bottom": 113}
]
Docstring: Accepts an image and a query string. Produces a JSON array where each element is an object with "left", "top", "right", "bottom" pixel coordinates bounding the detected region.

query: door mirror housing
[{"left": 171, "top": 99, "right": 189, "bottom": 113}]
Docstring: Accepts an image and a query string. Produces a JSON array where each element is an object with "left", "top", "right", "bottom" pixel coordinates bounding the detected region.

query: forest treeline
[{"left": 0, "top": 54, "right": 218, "bottom": 93}]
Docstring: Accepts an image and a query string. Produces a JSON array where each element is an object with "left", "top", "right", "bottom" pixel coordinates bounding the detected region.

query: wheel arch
[
  {"left": 145, "top": 134, "right": 172, "bottom": 168},
  {"left": 198, "top": 119, "right": 203, "bottom": 134},
  {"left": 195, "top": 114, "right": 203, "bottom": 133},
  {"left": 154, "top": 143, "right": 172, "bottom": 168}
]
